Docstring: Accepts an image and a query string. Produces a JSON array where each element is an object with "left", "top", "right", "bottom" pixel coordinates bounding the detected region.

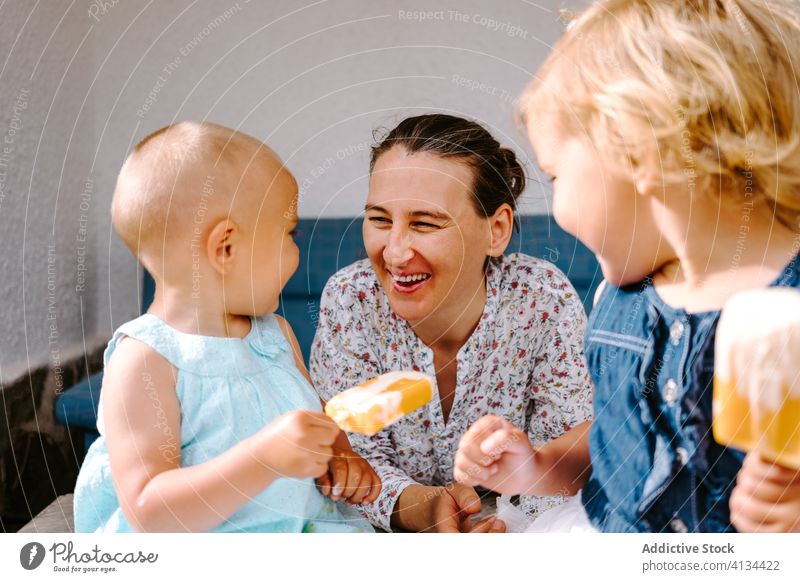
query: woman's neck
[
  {"left": 147, "top": 283, "right": 252, "bottom": 338},
  {"left": 653, "top": 197, "right": 799, "bottom": 313},
  {"left": 410, "top": 276, "right": 487, "bottom": 352}
]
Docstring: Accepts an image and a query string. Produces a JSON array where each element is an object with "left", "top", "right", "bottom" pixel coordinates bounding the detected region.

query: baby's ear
[{"left": 206, "top": 219, "right": 239, "bottom": 275}]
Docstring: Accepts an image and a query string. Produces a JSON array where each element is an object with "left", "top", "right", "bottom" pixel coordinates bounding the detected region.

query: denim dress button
[
  {"left": 670, "top": 517, "right": 689, "bottom": 533},
  {"left": 663, "top": 379, "right": 678, "bottom": 405},
  {"left": 669, "top": 320, "right": 685, "bottom": 345}
]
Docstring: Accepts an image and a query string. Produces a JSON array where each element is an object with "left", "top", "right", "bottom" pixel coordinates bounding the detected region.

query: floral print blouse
[{"left": 309, "top": 253, "right": 593, "bottom": 531}]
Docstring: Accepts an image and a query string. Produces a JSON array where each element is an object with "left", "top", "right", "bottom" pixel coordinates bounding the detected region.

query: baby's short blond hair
[
  {"left": 112, "top": 121, "right": 271, "bottom": 272},
  {"left": 520, "top": 0, "right": 800, "bottom": 228}
]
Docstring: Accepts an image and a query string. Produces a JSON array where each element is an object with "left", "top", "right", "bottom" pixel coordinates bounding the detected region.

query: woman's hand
[
  {"left": 730, "top": 452, "right": 800, "bottom": 532},
  {"left": 454, "top": 415, "right": 538, "bottom": 495},
  {"left": 316, "top": 449, "right": 382, "bottom": 505},
  {"left": 391, "top": 482, "right": 506, "bottom": 532},
  {"left": 429, "top": 483, "right": 506, "bottom": 533}
]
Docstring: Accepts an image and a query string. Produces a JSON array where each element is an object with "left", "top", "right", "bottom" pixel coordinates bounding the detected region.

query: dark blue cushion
[{"left": 55, "top": 371, "right": 103, "bottom": 436}]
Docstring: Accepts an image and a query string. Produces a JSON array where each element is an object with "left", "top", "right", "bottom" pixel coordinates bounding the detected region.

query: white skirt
[{"left": 496, "top": 494, "right": 598, "bottom": 533}]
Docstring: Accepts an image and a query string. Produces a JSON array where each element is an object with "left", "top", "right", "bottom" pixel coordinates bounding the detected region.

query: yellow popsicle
[
  {"left": 325, "top": 371, "right": 434, "bottom": 436},
  {"left": 713, "top": 288, "right": 800, "bottom": 469}
]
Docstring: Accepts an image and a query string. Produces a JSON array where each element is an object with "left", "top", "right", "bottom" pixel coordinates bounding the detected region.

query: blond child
[
  {"left": 456, "top": 0, "right": 800, "bottom": 532},
  {"left": 74, "top": 122, "right": 379, "bottom": 532}
]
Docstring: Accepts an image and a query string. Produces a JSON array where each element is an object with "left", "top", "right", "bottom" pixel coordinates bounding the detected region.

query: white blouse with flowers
[{"left": 309, "top": 253, "right": 593, "bottom": 531}]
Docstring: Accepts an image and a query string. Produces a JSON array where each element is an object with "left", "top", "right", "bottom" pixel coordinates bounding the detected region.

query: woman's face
[{"left": 363, "top": 147, "right": 495, "bottom": 327}]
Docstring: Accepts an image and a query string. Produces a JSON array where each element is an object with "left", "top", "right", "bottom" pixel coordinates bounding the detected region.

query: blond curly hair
[{"left": 520, "top": 0, "right": 800, "bottom": 229}]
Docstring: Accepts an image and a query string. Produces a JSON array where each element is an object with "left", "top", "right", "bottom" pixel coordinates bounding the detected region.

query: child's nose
[{"left": 383, "top": 227, "right": 414, "bottom": 266}]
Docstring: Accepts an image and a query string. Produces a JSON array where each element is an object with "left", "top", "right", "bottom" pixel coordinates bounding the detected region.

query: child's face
[
  {"left": 527, "top": 116, "right": 663, "bottom": 286},
  {"left": 241, "top": 164, "right": 300, "bottom": 316}
]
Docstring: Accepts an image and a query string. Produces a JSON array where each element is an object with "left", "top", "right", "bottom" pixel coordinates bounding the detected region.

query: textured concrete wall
[
  {"left": 0, "top": 2, "right": 129, "bottom": 388},
  {"left": 90, "top": 0, "right": 563, "bottom": 221},
  {"left": 0, "top": 2, "right": 118, "bottom": 528}
]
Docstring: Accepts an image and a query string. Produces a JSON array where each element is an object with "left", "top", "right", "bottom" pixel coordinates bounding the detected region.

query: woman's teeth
[{"left": 391, "top": 273, "right": 431, "bottom": 283}]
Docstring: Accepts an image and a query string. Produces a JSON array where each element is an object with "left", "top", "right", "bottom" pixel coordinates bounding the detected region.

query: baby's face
[
  {"left": 235, "top": 159, "right": 300, "bottom": 316},
  {"left": 527, "top": 115, "right": 663, "bottom": 286}
]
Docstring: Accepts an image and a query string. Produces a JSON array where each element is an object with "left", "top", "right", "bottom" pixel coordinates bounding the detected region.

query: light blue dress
[{"left": 73, "top": 313, "right": 373, "bottom": 533}]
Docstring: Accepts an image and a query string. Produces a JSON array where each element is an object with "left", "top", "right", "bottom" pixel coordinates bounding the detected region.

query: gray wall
[
  {"left": 0, "top": 2, "right": 103, "bottom": 387},
  {"left": 1, "top": 0, "right": 567, "bottom": 385}
]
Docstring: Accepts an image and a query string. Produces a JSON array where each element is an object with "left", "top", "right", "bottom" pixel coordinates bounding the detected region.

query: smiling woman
[{"left": 310, "top": 114, "right": 594, "bottom": 532}]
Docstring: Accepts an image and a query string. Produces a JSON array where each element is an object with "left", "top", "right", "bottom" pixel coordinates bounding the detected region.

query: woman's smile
[{"left": 387, "top": 269, "right": 433, "bottom": 294}]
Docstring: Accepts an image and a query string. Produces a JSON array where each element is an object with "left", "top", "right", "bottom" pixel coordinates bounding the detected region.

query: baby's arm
[
  {"left": 104, "top": 337, "right": 338, "bottom": 532},
  {"left": 274, "top": 314, "right": 381, "bottom": 504},
  {"left": 454, "top": 415, "right": 591, "bottom": 497}
]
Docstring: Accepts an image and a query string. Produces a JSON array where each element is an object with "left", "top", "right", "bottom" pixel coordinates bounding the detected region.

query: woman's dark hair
[{"left": 370, "top": 114, "right": 526, "bottom": 224}]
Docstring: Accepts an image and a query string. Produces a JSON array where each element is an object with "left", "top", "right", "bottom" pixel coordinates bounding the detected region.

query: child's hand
[
  {"left": 316, "top": 449, "right": 382, "bottom": 505},
  {"left": 257, "top": 410, "right": 340, "bottom": 481},
  {"left": 454, "top": 415, "right": 537, "bottom": 495},
  {"left": 730, "top": 452, "right": 800, "bottom": 532}
]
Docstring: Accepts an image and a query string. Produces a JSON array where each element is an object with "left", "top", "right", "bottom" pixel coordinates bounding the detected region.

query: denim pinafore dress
[{"left": 582, "top": 254, "right": 800, "bottom": 532}]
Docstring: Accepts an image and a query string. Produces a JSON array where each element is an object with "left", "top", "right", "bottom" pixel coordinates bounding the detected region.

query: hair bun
[{"left": 498, "top": 147, "right": 526, "bottom": 203}]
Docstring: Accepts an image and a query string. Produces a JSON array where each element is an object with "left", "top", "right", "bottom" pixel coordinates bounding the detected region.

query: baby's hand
[
  {"left": 730, "top": 452, "right": 800, "bottom": 532},
  {"left": 316, "top": 449, "right": 382, "bottom": 505},
  {"left": 256, "top": 410, "right": 339, "bottom": 481},
  {"left": 454, "top": 415, "right": 537, "bottom": 495}
]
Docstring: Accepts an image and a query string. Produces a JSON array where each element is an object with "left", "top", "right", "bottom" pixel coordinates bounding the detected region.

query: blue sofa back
[{"left": 279, "top": 215, "right": 602, "bottom": 362}]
